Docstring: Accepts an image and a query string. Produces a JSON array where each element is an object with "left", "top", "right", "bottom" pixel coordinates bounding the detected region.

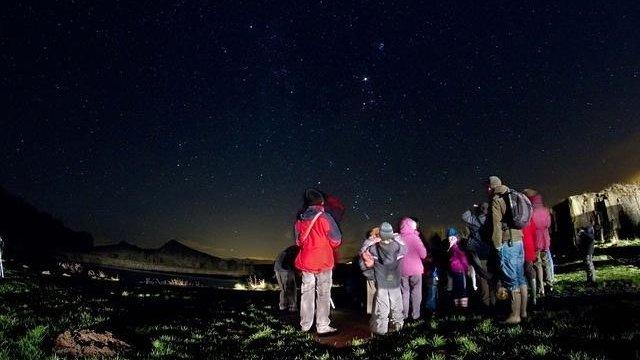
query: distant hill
[
  {"left": 0, "top": 186, "right": 93, "bottom": 260},
  {"left": 63, "top": 239, "right": 254, "bottom": 277}
]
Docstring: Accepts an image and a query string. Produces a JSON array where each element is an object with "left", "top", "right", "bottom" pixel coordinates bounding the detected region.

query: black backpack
[{"left": 502, "top": 190, "right": 533, "bottom": 229}]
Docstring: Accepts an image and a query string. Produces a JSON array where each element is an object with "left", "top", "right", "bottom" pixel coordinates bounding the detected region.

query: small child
[
  {"left": 446, "top": 228, "right": 470, "bottom": 309},
  {"left": 361, "top": 222, "right": 406, "bottom": 335}
]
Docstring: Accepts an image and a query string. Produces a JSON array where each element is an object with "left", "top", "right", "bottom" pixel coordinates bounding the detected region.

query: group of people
[{"left": 274, "top": 177, "right": 593, "bottom": 336}]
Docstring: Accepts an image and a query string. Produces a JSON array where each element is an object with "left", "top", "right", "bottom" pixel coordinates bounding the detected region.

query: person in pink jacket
[
  {"left": 524, "top": 189, "right": 554, "bottom": 296},
  {"left": 447, "top": 228, "right": 470, "bottom": 310},
  {"left": 399, "top": 217, "right": 427, "bottom": 320}
]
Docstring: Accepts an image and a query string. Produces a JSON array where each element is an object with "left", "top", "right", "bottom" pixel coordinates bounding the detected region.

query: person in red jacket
[{"left": 294, "top": 189, "right": 342, "bottom": 334}]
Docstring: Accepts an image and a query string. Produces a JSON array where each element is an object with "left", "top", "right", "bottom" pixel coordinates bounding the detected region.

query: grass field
[{"left": 1, "top": 256, "right": 639, "bottom": 360}]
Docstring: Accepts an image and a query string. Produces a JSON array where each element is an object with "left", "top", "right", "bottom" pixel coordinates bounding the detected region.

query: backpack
[{"left": 502, "top": 190, "right": 533, "bottom": 229}]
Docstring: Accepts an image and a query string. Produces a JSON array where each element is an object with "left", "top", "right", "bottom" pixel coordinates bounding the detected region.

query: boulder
[{"left": 53, "top": 330, "right": 130, "bottom": 358}]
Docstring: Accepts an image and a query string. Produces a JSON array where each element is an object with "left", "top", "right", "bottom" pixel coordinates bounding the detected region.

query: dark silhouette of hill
[
  {"left": 65, "top": 239, "right": 253, "bottom": 276},
  {"left": 0, "top": 186, "right": 93, "bottom": 261}
]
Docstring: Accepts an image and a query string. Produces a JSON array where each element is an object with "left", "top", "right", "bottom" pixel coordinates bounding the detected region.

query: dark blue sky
[{"left": 2, "top": 1, "right": 640, "bottom": 258}]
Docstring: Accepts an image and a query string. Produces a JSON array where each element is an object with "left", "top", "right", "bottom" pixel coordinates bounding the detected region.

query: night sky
[{"left": 2, "top": 2, "right": 640, "bottom": 259}]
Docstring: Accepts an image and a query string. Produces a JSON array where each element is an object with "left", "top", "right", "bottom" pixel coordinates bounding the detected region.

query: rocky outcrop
[{"left": 53, "top": 330, "right": 130, "bottom": 358}]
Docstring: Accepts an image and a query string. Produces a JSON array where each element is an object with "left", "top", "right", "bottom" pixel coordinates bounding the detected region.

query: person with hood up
[
  {"left": 446, "top": 228, "right": 471, "bottom": 309},
  {"left": 525, "top": 189, "right": 554, "bottom": 296},
  {"left": 488, "top": 176, "right": 528, "bottom": 324},
  {"left": 399, "top": 217, "right": 427, "bottom": 320},
  {"left": 294, "top": 188, "right": 342, "bottom": 334},
  {"left": 274, "top": 245, "right": 299, "bottom": 312},
  {"left": 361, "top": 222, "right": 407, "bottom": 335},
  {"left": 461, "top": 202, "right": 495, "bottom": 310}
]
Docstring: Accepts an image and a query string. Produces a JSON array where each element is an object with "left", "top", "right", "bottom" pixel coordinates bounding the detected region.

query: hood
[
  {"left": 324, "top": 194, "right": 345, "bottom": 223},
  {"left": 529, "top": 194, "right": 544, "bottom": 207},
  {"left": 299, "top": 205, "right": 325, "bottom": 220},
  {"left": 493, "top": 185, "right": 509, "bottom": 195},
  {"left": 400, "top": 217, "right": 418, "bottom": 234}
]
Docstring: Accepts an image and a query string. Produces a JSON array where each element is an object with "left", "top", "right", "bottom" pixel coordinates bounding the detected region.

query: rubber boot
[
  {"left": 520, "top": 286, "right": 528, "bottom": 319},
  {"left": 503, "top": 290, "right": 521, "bottom": 324}
]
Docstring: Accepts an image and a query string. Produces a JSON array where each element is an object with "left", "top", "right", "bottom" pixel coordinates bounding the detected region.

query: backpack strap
[{"left": 300, "top": 211, "right": 323, "bottom": 243}]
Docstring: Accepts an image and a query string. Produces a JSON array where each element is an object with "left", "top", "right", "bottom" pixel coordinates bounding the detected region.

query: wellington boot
[
  {"left": 502, "top": 290, "right": 521, "bottom": 325},
  {"left": 520, "top": 286, "right": 528, "bottom": 319}
]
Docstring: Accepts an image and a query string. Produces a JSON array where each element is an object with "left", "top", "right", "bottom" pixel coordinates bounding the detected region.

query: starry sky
[{"left": 2, "top": 1, "right": 640, "bottom": 259}]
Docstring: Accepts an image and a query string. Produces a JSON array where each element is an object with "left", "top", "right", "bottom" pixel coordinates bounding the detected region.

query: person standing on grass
[
  {"left": 577, "top": 219, "right": 597, "bottom": 284},
  {"left": 462, "top": 202, "right": 495, "bottom": 311},
  {"left": 274, "top": 245, "right": 299, "bottom": 312},
  {"left": 361, "top": 222, "right": 407, "bottom": 335},
  {"left": 359, "top": 227, "right": 381, "bottom": 315},
  {"left": 446, "top": 228, "right": 471, "bottom": 310},
  {"left": 488, "top": 176, "right": 529, "bottom": 324},
  {"left": 294, "top": 188, "right": 342, "bottom": 335},
  {"left": 399, "top": 217, "right": 427, "bottom": 320},
  {"left": 522, "top": 216, "right": 538, "bottom": 306},
  {"left": 525, "top": 189, "right": 554, "bottom": 296}
]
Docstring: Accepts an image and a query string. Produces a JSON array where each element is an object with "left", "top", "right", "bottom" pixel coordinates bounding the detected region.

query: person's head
[
  {"left": 446, "top": 227, "right": 459, "bottom": 249},
  {"left": 379, "top": 222, "right": 394, "bottom": 241},
  {"left": 304, "top": 188, "right": 324, "bottom": 206},
  {"left": 487, "top": 176, "right": 502, "bottom": 194},
  {"left": 367, "top": 227, "right": 381, "bottom": 239},
  {"left": 480, "top": 202, "right": 489, "bottom": 215},
  {"left": 400, "top": 217, "right": 418, "bottom": 234}
]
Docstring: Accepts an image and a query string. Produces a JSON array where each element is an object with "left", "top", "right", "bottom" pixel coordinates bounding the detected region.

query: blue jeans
[
  {"left": 424, "top": 280, "right": 438, "bottom": 312},
  {"left": 499, "top": 241, "right": 527, "bottom": 291}
]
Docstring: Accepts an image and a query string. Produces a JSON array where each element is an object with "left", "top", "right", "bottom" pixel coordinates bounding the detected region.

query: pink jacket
[
  {"left": 449, "top": 241, "right": 469, "bottom": 274},
  {"left": 530, "top": 195, "right": 552, "bottom": 251},
  {"left": 399, "top": 218, "right": 427, "bottom": 276}
]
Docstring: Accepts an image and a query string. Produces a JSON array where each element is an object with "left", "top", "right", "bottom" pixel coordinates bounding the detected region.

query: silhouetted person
[
  {"left": 462, "top": 202, "right": 495, "bottom": 310},
  {"left": 294, "top": 189, "right": 342, "bottom": 334},
  {"left": 274, "top": 245, "right": 299, "bottom": 312},
  {"left": 577, "top": 222, "right": 597, "bottom": 284}
]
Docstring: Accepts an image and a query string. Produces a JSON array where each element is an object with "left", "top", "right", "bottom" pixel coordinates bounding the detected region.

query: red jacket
[
  {"left": 294, "top": 205, "right": 342, "bottom": 273},
  {"left": 522, "top": 218, "right": 537, "bottom": 263}
]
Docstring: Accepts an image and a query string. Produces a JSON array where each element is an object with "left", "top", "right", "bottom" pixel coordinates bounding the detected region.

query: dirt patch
[{"left": 53, "top": 330, "right": 131, "bottom": 358}]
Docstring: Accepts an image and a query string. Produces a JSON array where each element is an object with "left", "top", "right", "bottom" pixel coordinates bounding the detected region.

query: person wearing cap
[
  {"left": 488, "top": 176, "right": 528, "bottom": 324},
  {"left": 361, "top": 222, "right": 407, "bottom": 335},
  {"left": 399, "top": 217, "right": 427, "bottom": 320},
  {"left": 294, "top": 188, "right": 342, "bottom": 334}
]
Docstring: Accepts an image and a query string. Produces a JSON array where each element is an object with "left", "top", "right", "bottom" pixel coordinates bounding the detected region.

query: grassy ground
[{"left": 1, "top": 258, "right": 639, "bottom": 360}]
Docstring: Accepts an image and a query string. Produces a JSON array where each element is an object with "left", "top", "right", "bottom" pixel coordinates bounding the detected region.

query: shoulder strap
[{"left": 300, "top": 211, "right": 323, "bottom": 243}]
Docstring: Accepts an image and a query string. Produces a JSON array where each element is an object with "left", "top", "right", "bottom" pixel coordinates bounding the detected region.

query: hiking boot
[
  {"left": 502, "top": 290, "right": 521, "bottom": 325},
  {"left": 317, "top": 326, "right": 338, "bottom": 336},
  {"left": 520, "top": 285, "right": 528, "bottom": 319}
]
